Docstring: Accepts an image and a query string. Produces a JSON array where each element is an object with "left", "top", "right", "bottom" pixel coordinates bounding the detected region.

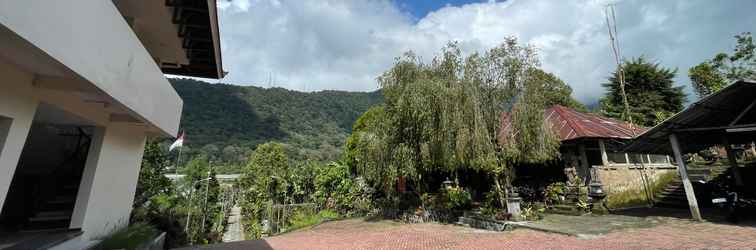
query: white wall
[
  {"left": 70, "top": 123, "right": 147, "bottom": 240},
  {"left": 0, "top": 58, "right": 38, "bottom": 209},
  {"left": 0, "top": 0, "right": 183, "bottom": 137}
]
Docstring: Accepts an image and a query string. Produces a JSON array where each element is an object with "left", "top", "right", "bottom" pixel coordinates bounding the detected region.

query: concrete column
[
  {"left": 669, "top": 134, "right": 702, "bottom": 221},
  {"left": 0, "top": 69, "right": 39, "bottom": 209},
  {"left": 69, "top": 123, "right": 147, "bottom": 240},
  {"left": 598, "top": 139, "right": 610, "bottom": 167}
]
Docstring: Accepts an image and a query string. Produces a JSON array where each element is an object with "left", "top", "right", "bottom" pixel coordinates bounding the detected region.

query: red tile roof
[{"left": 500, "top": 105, "right": 645, "bottom": 142}]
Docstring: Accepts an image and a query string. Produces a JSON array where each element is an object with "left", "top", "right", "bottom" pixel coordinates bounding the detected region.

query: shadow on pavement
[
  {"left": 172, "top": 240, "right": 274, "bottom": 250},
  {"left": 610, "top": 207, "right": 756, "bottom": 227}
]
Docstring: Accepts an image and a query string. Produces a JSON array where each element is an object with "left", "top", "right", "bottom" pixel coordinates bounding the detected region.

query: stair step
[
  {"left": 655, "top": 201, "right": 688, "bottom": 208},
  {"left": 656, "top": 195, "right": 687, "bottom": 202},
  {"left": 28, "top": 215, "right": 71, "bottom": 222},
  {"left": 36, "top": 211, "right": 71, "bottom": 217},
  {"left": 48, "top": 196, "right": 76, "bottom": 204}
]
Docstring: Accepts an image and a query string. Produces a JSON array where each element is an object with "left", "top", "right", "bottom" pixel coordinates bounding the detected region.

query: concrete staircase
[
  {"left": 23, "top": 182, "right": 79, "bottom": 231},
  {"left": 654, "top": 164, "right": 730, "bottom": 208}
]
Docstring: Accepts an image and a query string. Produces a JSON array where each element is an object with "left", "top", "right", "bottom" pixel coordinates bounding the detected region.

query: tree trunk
[{"left": 493, "top": 174, "right": 506, "bottom": 208}]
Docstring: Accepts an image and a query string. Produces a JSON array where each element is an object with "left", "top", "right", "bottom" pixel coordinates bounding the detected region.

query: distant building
[
  {"left": 0, "top": 0, "right": 222, "bottom": 248},
  {"left": 500, "top": 105, "right": 676, "bottom": 194}
]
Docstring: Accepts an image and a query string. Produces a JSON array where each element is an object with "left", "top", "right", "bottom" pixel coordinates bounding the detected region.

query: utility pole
[
  {"left": 604, "top": 4, "right": 654, "bottom": 205},
  {"left": 200, "top": 163, "right": 212, "bottom": 237}
]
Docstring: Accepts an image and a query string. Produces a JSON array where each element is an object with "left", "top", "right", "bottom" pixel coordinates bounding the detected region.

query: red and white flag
[{"left": 169, "top": 132, "right": 185, "bottom": 151}]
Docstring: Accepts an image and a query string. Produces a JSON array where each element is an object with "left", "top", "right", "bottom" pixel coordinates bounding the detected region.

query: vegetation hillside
[{"left": 169, "top": 78, "right": 383, "bottom": 166}]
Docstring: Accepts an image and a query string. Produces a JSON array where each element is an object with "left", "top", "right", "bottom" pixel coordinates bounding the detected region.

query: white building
[{"left": 0, "top": 0, "right": 222, "bottom": 248}]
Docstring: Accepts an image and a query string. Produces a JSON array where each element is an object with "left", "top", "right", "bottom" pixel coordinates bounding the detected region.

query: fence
[{"left": 262, "top": 202, "right": 319, "bottom": 235}]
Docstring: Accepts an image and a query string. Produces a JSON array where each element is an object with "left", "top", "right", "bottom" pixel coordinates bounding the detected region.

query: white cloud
[{"left": 216, "top": 0, "right": 756, "bottom": 104}]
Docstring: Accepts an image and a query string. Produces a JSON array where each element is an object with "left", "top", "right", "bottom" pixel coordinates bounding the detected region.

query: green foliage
[
  {"left": 170, "top": 78, "right": 383, "bottom": 165},
  {"left": 288, "top": 209, "right": 340, "bottom": 231},
  {"left": 689, "top": 32, "right": 756, "bottom": 98},
  {"left": 520, "top": 202, "right": 545, "bottom": 221},
  {"left": 314, "top": 162, "right": 354, "bottom": 211},
  {"left": 530, "top": 68, "right": 587, "bottom": 111},
  {"left": 543, "top": 182, "right": 565, "bottom": 207},
  {"left": 600, "top": 57, "right": 686, "bottom": 127},
  {"left": 354, "top": 38, "right": 560, "bottom": 203},
  {"left": 97, "top": 222, "right": 158, "bottom": 250},
  {"left": 239, "top": 142, "right": 293, "bottom": 211},
  {"left": 605, "top": 171, "right": 678, "bottom": 209},
  {"left": 131, "top": 141, "right": 188, "bottom": 248},
  {"left": 689, "top": 62, "right": 727, "bottom": 98},
  {"left": 134, "top": 141, "right": 174, "bottom": 209},
  {"left": 442, "top": 186, "right": 472, "bottom": 210},
  {"left": 239, "top": 142, "right": 360, "bottom": 239}
]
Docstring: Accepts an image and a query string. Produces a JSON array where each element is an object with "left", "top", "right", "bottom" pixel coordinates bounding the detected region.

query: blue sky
[
  {"left": 215, "top": 0, "right": 756, "bottom": 104},
  {"left": 397, "top": 0, "right": 487, "bottom": 20}
]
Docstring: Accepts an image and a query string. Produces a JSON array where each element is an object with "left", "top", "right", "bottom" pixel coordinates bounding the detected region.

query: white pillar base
[{"left": 69, "top": 123, "right": 146, "bottom": 240}]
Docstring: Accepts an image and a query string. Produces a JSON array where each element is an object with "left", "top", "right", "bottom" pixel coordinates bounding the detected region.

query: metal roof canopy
[
  {"left": 161, "top": 0, "right": 224, "bottom": 79},
  {"left": 624, "top": 80, "right": 756, "bottom": 155}
]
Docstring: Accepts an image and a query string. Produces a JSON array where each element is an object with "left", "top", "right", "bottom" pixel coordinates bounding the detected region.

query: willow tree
[{"left": 374, "top": 37, "right": 560, "bottom": 205}]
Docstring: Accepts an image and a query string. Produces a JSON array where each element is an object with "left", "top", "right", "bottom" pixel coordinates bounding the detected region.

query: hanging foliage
[{"left": 351, "top": 37, "right": 560, "bottom": 203}]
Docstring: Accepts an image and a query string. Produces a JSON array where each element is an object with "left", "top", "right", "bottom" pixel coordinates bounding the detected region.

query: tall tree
[
  {"left": 530, "top": 68, "right": 587, "bottom": 111},
  {"left": 600, "top": 57, "right": 686, "bottom": 127},
  {"left": 373, "top": 38, "right": 560, "bottom": 204},
  {"left": 689, "top": 32, "right": 756, "bottom": 98},
  {"left": 689, "top": 62, "right": 727, "bottom": 98},
  {"left": 134, "top": 141, "right": 173, "bottom": 208}
]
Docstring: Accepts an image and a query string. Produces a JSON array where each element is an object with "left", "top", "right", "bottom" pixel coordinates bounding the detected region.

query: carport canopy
[
  {"left": 623, "top": 79, "right": 756, "bottom": 221},
  {"left": 624, "top": 80, "right": 756, "bottom": 155}
]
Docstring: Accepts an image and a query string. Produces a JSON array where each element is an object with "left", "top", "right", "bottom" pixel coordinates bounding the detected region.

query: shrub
[
  {"left": 443, "top": 186, "right": 472, "bottom": 210},
  {"left": 314, "top": 162, "right": 355, "bottom": 212},
  {"left": 97, "top": 223, "right": 159, "bottom": 250},
  {"left": 543, "top": 182, "right": 565, "bottom": 207}
]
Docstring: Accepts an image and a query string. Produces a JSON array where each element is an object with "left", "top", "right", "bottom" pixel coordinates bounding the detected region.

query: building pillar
[
  {"left": 69, "top": 123, "right": 147, "bottom": 240},
  {"left": 0, "top": 77, "right": 38, "bottom": 209},
  {"left": 598, "top": 139, "right": 610, "bottom": 167},
  {"left": 722, "top": 137, "right": 744, "bottom": 187},
  {"left": 578, "top": 143, "right": 590, "bottom": 184},
  {"left": 669, "top": 134, "right": 702, "bottom": 221}
]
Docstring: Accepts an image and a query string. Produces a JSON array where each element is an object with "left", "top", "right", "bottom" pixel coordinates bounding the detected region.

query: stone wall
[{"left": 596, "top": 165, "right": 677, "bottom": 195}]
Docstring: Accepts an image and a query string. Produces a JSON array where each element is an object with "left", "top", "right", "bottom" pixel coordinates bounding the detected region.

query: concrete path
[{"left": 221, "top": 206, "right": 244, "bottom": 242}]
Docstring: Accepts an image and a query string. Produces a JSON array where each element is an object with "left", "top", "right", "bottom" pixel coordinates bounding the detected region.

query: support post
[
  {"left": 578, "top": 143, "right": 590, "bottom": 184},
  {"left": 599, "top": 139, "right": 610, "bottom": 167},
  {"left": 669, "top": 134, "right": 702, "bottom": 221},
  {"left": 722, "top": 137, "right": 744, "bottom": 187},
  {"left": 69, "top": 124, "right": 147, "bottom": 240}
]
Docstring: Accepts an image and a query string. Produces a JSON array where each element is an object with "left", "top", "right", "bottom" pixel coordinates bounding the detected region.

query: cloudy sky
[{"left": 214, "top": 0, "right": 756, "bottom": 104}]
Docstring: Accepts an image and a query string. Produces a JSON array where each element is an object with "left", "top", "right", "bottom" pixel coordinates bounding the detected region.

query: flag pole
[{"left": 175, "top": 146, "right": 183, "bottom": 175}]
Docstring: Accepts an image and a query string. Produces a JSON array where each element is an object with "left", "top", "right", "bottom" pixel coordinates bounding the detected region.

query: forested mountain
[{"left": 169, "top": 78, "right": 383, "bottom": 165}]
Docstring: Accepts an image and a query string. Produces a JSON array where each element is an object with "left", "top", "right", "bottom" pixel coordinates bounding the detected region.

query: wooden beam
[
  {"left": 726, "top": 126, "right": 756, "bottom": 133},
  {"left": 669, "top": 134, "right": 702, "bottom": 221},
  {"left": 722, "top": 137, "right": 744, "bottom": 187},
  {"left": 578, "top": 143, "right": 590, "bottom": 184},
  {"left": 599, "top": 139, "right": 610, "bottom": 167},
  {"left": 730, "top": 99, "right": 756, "bottom": 126},
  {"left": 673, "top": 123, "right": 756, "bottom": 133}
]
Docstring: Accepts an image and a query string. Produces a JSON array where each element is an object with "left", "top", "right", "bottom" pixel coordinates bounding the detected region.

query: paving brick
[{"left": 188, "top": 218, "right": 756, "bottom": 250}]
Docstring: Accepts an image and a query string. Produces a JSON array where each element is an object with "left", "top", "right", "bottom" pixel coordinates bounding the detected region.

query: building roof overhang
[
  {"left": 114, "top": 0, "right": 224, "bottom": 79},
  {"left": 623, "top": 80, "right": 756, "bottom": 155},
  {"left": 499, "top": 105, "right": 645, "bottom": 146}
]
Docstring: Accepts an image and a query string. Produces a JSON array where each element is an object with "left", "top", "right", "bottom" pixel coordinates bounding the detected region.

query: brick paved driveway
[{"left": 187, "top": 218, "right": 756, "bottom": 250}]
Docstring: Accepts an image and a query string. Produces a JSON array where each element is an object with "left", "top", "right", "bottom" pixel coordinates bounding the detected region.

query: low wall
[{"left": 596, "top": 165, "right": 676, "bottom": 195}]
